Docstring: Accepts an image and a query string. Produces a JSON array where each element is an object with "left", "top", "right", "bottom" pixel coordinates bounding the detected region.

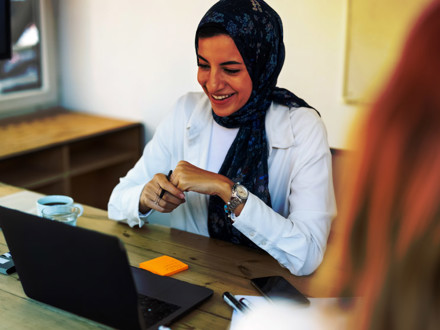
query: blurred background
[{"left": 0, "top": 0, "right": 432, "bottom": 149}]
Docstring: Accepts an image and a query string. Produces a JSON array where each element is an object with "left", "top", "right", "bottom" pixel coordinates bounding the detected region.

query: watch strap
[{"left": 224, "top": 183, "right": 247, "bottom": 218}]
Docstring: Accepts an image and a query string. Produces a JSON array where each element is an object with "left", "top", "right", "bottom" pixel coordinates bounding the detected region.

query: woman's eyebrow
[
  {"left": 220, "top": 61, "right": 242, "bottom": 66},
  {"left": 197, "top": 55, "right": 242, "bottom": 66},
  {"left": 197, "top": 55, "right": 209, "bottom": 62}
]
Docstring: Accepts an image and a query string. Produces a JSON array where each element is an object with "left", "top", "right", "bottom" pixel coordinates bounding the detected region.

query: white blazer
[{"left": 108, "top": 92, "right": 336, "bottom": 275}]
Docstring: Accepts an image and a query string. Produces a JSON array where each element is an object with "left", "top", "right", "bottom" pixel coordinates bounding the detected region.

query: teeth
[{"left": 212, "top": 94, "right": 233, "bottom": 100}]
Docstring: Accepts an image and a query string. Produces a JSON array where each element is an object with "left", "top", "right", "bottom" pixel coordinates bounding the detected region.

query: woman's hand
[
  {"left": 171, "top": 160, "right": 233, "bottom": 202},
  {"left": 139, "top": 173, "right": 186, "bottom": 214}
]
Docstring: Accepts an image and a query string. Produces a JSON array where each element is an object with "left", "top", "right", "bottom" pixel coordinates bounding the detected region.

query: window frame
[{"left": 0, "top": 0, "right": 58, "bottom": 118}]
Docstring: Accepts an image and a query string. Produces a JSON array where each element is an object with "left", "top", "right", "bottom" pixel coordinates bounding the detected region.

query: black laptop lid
[{"left": 0, "top": 206, "right": 142, "bottom": 329}]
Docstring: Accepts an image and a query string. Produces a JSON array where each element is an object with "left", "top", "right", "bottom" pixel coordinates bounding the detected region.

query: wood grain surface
[{"left": 0, "top": 183, "right": 342, "bottom": 329}]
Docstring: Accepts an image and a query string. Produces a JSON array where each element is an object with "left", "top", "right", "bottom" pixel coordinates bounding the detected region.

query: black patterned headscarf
[{"left": 197, "top": 0, "right": 314, "bottom": 248}]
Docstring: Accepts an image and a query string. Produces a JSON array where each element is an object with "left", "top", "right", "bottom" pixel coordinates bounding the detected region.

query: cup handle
[{"left": 73, "top": 203, "right": 84, "bottom": 217}]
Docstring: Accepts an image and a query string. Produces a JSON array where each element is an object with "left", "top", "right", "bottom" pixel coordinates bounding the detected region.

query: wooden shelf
[
  {"left": 70, "top": 149, "right": 136, "bottom": 177},
  {"left": 0, "top": 108, "right": 143, "bottom": 209},
  {"left": 7, "top": 171, "right": 66, "bottom": 190}
]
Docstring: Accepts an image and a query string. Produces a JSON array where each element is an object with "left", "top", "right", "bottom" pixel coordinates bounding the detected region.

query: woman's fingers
[
  {"left": 160, "top": 178, "right": 186, "bottom": 200},
  {"left": 159, "top": 190, "right": 185, "bottom": 212},
  {"left": 171, "top": 161, "right": 233, "bottom": 200},
  {"left": 171, "top": 160, "right": 210, "bottom": 191},
  {"left": 139, "top": 173, "right": 185, "bottom": 214}
]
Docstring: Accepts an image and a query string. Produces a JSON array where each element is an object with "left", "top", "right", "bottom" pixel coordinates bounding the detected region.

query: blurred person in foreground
[{"left": 235, "top": 0, "right": 440, "bottom": 329}]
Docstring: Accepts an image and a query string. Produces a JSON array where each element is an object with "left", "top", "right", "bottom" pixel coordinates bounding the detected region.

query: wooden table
[{"left": 0, "top": 183, "right": 341, "bottom": 329}]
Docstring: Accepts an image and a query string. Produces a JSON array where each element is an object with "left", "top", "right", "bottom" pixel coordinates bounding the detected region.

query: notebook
[{"left": 0, "top": 206, "right": 213, "bottom": 330}]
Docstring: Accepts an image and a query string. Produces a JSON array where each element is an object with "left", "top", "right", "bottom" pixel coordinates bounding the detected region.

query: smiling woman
[{"left": 108, "top": 0, "right": 336, "bottom": 276}]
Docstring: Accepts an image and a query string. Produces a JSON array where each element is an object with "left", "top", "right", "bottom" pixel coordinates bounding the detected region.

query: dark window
[{"left": 0, "top": 0, "right": 42, "bottom": 94}]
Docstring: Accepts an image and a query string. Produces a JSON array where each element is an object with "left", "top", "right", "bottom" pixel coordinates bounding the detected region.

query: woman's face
[{"left": 197, "top": 34, "right": 253, "bottom": 117}]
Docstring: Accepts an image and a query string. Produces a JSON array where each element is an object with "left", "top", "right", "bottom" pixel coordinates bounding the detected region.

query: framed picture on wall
[{"left": 343, "top": 0, "right": 431, "bottom": 104}]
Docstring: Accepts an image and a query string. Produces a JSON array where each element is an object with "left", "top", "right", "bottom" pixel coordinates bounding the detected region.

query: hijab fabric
[{"left": 197, "top": 0, "right": 314, "bottom": 248}]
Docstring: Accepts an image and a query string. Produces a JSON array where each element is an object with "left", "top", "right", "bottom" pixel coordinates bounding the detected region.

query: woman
[{"left": 108, "top": 0, "right": 335, "bottom": 276}]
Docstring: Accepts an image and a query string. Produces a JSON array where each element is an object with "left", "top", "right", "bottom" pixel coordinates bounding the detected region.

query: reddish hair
[{"left": 332, "top": 1, "right": 440, "bottom": 329}]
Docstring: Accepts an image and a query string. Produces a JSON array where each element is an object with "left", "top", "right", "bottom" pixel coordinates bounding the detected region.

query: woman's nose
[{"left": 206, "top": 70, "right": 224, "bottom": 91}]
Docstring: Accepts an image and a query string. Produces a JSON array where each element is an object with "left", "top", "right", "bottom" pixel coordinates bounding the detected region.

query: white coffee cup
[{"left": 36, "top": 195, "right": 84, "bottom": 217}]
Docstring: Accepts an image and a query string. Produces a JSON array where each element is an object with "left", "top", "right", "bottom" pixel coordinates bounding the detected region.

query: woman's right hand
[{"left": 139, "top": 173, "right": 186, "bottom": 214}]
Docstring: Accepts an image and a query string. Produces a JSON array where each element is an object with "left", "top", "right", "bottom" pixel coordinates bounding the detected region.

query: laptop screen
[{"left": 0, "top": 206, "right": 213, "bottom": 330}]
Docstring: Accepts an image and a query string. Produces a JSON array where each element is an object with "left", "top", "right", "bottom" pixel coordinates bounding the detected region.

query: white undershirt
[{"left": 206, "top": 120, "right": 239, "bottom": 173}]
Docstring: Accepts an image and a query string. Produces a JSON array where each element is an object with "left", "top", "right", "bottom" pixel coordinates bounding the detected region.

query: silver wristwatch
[{"left": 224, "top": 183, "right": 249, "bottom": 218}]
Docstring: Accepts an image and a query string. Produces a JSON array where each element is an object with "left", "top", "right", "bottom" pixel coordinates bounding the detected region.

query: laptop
[{"left": 0, "top": 206, "right": 213, "bottom": 330}]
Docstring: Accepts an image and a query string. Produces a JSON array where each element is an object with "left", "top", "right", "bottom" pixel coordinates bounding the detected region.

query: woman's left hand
[{"left": 171, "top": 160, "right": 233, "bottom": 202}]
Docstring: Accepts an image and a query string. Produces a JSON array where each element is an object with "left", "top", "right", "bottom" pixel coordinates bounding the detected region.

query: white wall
[{"left": 57, "top": 0, "right": 361, "bottom": 149}]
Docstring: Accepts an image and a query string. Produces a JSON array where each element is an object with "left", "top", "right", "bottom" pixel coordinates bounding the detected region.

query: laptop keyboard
[{"left": 138, "top": 294, "right": 181, "bottom": 328}]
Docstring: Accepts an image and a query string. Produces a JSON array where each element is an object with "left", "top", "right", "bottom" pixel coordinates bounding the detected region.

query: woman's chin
[
  {"left": 211, "top": 100, "right": 242, "bottom": 117},
  {"left": 211, "top": 107, "right": 237, "bottom": 117}
]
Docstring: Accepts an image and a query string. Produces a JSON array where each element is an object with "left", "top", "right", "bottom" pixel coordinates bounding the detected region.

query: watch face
[{"left": 236, "top": 185, "right": 248, "bottom": 199}]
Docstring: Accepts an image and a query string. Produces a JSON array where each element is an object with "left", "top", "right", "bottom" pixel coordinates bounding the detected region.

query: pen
[
  {"left": 159, "top": 170, "right": 173, "bottom": 199},
  {"left": 239, "top": 297, "right": 253, "bottom": 311},
  {"left": 223, "top": 292, "right": 247, "bottom": 313}
]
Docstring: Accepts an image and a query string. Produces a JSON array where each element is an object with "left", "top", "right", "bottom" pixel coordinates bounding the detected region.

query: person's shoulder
[
  {"left": 266, "top": 102, "right": 327, "bottom": 147},
  {"left": 270, "top": 102, "right": 321, "bottom": 123},
  {"left": 175, "top": 91, "right": 210, "bottom": 111},
  {"left": 171, "top": 92, "right": 212, "bottom": 126},
  {"left": 268, "top": 102, "right": 323, "bottom": 132}
]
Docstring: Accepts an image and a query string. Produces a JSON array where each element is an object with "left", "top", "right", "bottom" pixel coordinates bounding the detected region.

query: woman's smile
[
  {"left": 210, "top": 93, "right": 237, "bottom": 107},
  {"left": 211, "top": 93, "right": 235, "bottom": 101}
]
